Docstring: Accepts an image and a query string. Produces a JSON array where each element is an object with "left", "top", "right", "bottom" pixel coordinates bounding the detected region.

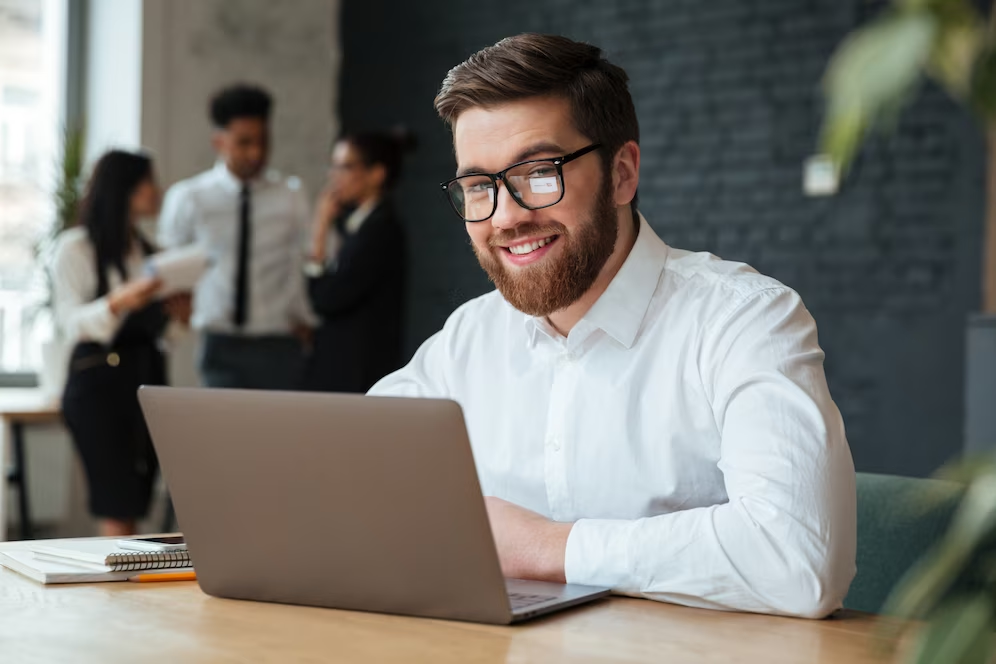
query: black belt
[{"left": 70, "top": 342, "right": 158, "bottom": 374}]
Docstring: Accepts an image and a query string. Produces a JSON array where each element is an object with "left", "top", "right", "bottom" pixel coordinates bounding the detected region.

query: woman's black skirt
[{"left": 61, "top": 341, "right": 166, "bottom": 520}]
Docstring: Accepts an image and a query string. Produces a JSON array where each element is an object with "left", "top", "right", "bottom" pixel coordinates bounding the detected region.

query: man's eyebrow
[
  {"left": 510, "top": 141, "right": 566, "bottom": 164},
  {"left": 455, "top": 141, "right": 566, "bottom": 178}
]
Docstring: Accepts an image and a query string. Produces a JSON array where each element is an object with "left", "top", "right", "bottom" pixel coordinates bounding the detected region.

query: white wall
[
  {"left": 141, "top": 0, "right": 340, "bottom": 389},
  {"left": 86, "top": 0, "right": 341, "bottom": 191},
  {"left": 84, "top": 0, "right": 143, "bottom": 162},
  {"left": 17, "top": 0, "right": 341, "bottom": 536},
  {"left": 13, "top": 0, "right": 147, "bottom": 536},
  {"left": 142, "top": 0, "right": 340, "bottom": 196}
]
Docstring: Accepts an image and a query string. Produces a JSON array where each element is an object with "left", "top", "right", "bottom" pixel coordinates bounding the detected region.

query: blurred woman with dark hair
[
  {"left": 51, "top": 150, "right": 189, "bottom": 536},
  {"left": 303, "top": 129, "right": 414, "bottom": 393}
]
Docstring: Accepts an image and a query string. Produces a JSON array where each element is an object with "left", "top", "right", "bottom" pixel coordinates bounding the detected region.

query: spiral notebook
[
  {"left": 30, "top": 539, "right": 191, "bottom": 572},
  {"left": 0, "top": 550, "right": 193, "bottom": 584}
]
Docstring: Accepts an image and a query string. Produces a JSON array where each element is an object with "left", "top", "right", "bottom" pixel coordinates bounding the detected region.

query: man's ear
[
  {"left": 210, "top": 129, "right": 225, "bottom": 155},
  {"left": 370, "top": 163, "right": 388, "bottom": 190},
  {"left": 612, "top": 141, "right": 640, "bottom": 208}
]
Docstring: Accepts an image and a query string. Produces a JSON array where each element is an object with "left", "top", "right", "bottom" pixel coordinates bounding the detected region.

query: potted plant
[
  {"left": 821, "top": 1, "right": 996, "bottom": 661},
  {"left": 33, "top": 124, "right": 85, "bottom": 399}
]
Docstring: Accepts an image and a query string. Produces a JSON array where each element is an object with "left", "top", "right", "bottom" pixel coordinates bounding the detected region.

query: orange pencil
[{"left": 128, "top": 571, "right": 197, "bottom": 583}]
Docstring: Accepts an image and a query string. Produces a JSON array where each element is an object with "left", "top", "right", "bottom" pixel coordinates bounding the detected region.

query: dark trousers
[{"left": 199, "top": 333, "right": 303, "bottom": 390}]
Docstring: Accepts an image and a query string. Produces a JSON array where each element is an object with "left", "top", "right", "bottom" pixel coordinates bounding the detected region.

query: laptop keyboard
[{"left": 508, "top": 592, "right": 557, "bottom": 611}]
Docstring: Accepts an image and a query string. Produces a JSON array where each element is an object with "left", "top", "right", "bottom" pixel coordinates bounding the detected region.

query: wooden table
[
  {"left": 0, "top": 389, "right": 62, "bottom": 540},
  {"left": 0, "top": 540, "right": 905, "bottom": 664}
]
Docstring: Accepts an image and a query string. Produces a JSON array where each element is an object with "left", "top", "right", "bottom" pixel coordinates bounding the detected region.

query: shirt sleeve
[
  {"left": 287, "top": 184, "right": 319, "bottom": 327},
  {"left": 50, "top": 236, "right": 122, "bottom": 346},
  {"left": 368, "top": 323, "right": 455, "bottom": 398},
  {"left": 563, "top": 287, "right": 857, "bottom": 619},
  {"left": 157, "top": 184, "right": 196, "bottom": 249}
]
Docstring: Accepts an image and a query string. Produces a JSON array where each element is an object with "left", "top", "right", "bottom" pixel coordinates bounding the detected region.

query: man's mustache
[{"left": 488, "top": 222, "right": 568, "bottom": 249}]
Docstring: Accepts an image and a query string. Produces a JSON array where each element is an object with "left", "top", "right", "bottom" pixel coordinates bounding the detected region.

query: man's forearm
[
  {"left": 535, "top": 520, "right": 573, "bottom": 583},
  {"left": 563, "top": 496, "right": 854, "bottom": 618},
  {"left": 484, "top": 496, "right": 573, "bottom": 583}
]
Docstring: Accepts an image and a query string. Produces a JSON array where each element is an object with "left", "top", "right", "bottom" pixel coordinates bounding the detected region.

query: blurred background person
[
  {"left": 303, "top": 130, "right": 414, "bottom": 393},
  {"left": 158, "top": 83, "right": 316, "bottom": 390},
  {"left": 51, "top": 150, "right": 190, "bottom": 537}
]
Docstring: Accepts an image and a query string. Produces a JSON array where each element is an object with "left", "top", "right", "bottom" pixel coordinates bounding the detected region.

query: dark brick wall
[{"left": 339, "top": 0, "right": 986, "bottom": 477}]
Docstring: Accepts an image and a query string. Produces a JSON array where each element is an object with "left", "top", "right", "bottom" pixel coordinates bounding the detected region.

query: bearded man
[{"left": 369, "top": 33, "right": 856, "bottom": 619}]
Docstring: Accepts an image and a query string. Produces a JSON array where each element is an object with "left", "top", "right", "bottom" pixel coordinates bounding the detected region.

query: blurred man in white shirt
[
  {"left": 159, "top": 84, "right": 315, "bottom": 390},
  {"left": 369, "top": 34, "right": 856, "bottom": 618}
]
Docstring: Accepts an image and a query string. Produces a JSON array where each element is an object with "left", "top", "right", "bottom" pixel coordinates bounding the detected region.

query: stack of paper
[
  {"left": 145, "top": 244, "right": 210, "bottom": 296},
  {"left": 0, "top": 550, "right": 193, "bottom": 585}
]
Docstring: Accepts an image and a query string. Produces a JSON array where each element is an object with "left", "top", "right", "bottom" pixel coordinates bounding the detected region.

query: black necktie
[{"left": 234, "top": 184, "right": 251, "bottom": 327}]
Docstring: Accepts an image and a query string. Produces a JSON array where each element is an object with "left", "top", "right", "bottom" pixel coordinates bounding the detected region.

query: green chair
[{"left": 843, "top": 472, "right": 964, "bottom": 614}]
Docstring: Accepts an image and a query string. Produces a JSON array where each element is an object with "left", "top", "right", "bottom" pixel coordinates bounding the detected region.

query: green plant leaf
[
  {"left": 908, "top": 593, "right": 994, "bottom": 664},
  {"left": 948, "top": 473, "right": 996, "bottom": 550},
  {"left": 970, "top": 46, "right": 996, "bottom": 119},
  {"left": 821, "top": 9, "right": 938, "bottom": 170},
  {"left": 926, "top": 6, "right": 985, "bottom": 99},
  {"left": 54, "top": 123, "right": 86, "bottom": 235},
  {"left": 884, "top": 474, "right": 996, "bottom": 620},
  {"left": 935, "top": 455, "right": 996, "bottom": 485},
  {"left": 824, "top": 10, "right": 936, "bottom": 113},
  {"left": 883, "top": 539, "right": 972, "bottom": 621},
  {"left": 820, "top": 105, "right": 866, "bottom": 175}
]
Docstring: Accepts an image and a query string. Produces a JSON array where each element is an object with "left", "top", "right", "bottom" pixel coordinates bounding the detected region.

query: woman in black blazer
[
  {"left": 51, "top": 150, "right": 190, "bottom": 536},
  {"left": 303, "top": 130, "right": 414, "bottom": 393}
]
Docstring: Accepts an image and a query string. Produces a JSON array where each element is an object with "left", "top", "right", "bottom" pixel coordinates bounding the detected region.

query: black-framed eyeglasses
[{"left": 439, "top": 143, "right": 602, "bottom": 222}]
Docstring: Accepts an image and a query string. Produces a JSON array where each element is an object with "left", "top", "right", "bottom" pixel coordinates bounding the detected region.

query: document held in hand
[{"left": 145, "top": 245, "right": 210, "bottom": 296}]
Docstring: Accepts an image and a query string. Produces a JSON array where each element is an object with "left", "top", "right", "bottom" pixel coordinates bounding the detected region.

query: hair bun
[{"left": 389, "top": 125, "right": 418, "bottom": 153}]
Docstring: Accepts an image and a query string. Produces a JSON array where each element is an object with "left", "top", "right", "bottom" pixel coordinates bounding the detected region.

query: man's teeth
[{"left": 508, "top": 236, "right": 555, "bottom": 256}]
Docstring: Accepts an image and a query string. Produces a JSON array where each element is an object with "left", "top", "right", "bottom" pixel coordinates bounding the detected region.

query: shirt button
[{"left": 547, "top": 436, "right": 561, "bottom": 451}]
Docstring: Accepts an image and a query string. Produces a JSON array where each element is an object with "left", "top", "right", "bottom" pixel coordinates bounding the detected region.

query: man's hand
[
  {"left": 164, "top": 292, "right": 193, "bottom": 326},
  {"left": 315, "top": 180, "right": 346, "bottom": 228},
  {"left": 309, "top": 183, "right": 345, "bottom": 262},
  {"left": 292, "top": 322, "right": 314, "bottom": 351},
  {"left": 484, "top": 496, "right": 573, "bottom": 583},
  {"left": 107, "top": 276, "right": 162, "bottom": 316}
]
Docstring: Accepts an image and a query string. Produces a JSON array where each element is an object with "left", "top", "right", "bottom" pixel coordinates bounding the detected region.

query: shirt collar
[
  {"left": 211, "top": 160, "right": 275, "bottom": 193},
  {"left": 523, "top": 213, "right": 669, "bottom": 350},
  {"left": 344, "top": 198, "right": 380, "bottom": 235}
]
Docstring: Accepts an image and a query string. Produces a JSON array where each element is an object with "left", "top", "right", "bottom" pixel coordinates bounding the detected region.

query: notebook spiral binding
[{"left": 105, "top": 550, "right": 191, "bottom": 572}]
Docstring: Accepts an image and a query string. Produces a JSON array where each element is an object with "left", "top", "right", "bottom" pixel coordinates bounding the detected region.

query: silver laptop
[{"left": 138, "top": 386, "right": 609, "bottom": 624}]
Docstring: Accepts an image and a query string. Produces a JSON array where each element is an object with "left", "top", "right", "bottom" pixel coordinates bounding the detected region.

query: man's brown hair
[{"left": 435, "top": 33, "right": 639, "bottom": 218}]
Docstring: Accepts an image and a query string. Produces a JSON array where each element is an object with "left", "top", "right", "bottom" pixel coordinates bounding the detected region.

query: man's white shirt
[
  {"left": 370, "top": 214, "right": 856, "bottom": 618},
  {"left": 158, "top": 161, "right": 316, "bottom": 335}
]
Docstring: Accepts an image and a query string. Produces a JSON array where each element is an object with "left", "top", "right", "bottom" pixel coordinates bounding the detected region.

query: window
[{"left": 0, "top": 0, "right": 67, "bottom": 377}]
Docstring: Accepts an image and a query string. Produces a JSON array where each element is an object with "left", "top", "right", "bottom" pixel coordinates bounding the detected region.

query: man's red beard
[{"left": 473, "top": 176, "right": 619, "bottom": 317}]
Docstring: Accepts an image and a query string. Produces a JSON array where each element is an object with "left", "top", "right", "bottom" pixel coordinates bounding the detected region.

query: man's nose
[{"left": 490, "top": 181, "right": 532, "bottom": 231}]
